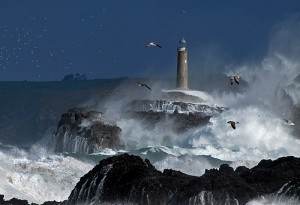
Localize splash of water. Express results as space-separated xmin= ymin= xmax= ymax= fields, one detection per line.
xmin=0 ymin=146 xmax=94 ymax=204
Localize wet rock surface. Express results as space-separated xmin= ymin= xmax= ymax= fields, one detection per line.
xmin=49 ymin=107 xmax=123 ymax=154
xmin=130 ymin=111 xmax=211 ymax=133
xmin=65 ymin=154 xmax=300 ymax=205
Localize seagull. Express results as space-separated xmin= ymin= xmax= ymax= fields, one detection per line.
xmin=229 ymin=75 xmax=240 ymax=85
xmin=145 ymin=42 xmax=162 ymax=48
xmin=136 ymin=82 xmax=151 ymax=90
xmin=283 ymin=119 xmax=295 ymax=126
xmin=227 ymin=121 xmax=239 ymax=129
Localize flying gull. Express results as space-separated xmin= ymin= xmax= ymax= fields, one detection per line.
xmin=229 ymin=75 xmax=241 ymax=85
xmin=145 ymin=42 xmax=162 ymax=48
xmin=282 ymin=119 xmax=295 ymax=126
xmin=136 ymin=82 xmax=151 ymax=90
xmin=227 ymin=121 xmax=239 ymax=129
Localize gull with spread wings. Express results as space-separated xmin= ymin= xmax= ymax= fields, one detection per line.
xmin=145 ymin=42 xmax=162 ymax=48
xmin=136 ymin=82 xmax=151 ymax=90
xmin=227 ymin=121 xmax=239 ymax=129
xmin=229 ymin=75 xmax=241 ymax=85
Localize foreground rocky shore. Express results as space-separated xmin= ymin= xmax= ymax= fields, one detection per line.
xmin=66 ymin=154 xmax=300 ymax=205
xmin=3 ymin=154 xmax=299 ymax=205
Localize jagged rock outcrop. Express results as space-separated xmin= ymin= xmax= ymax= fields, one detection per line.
xmin=0 ymin=195 xmax=32 ymax=205
xmin=0 ymin=195 xmax=62 ymax=205
xmin=49 ymin=107 xmax=123 ymax=154
xmin=66 ymin=154 xmax=300 ymax=205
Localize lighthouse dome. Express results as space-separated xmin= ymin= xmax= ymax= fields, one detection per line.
xmin=178 ymin=37 xmax=187 ymax=51
xmin=180 ymin=37 xmax=186 ymax=45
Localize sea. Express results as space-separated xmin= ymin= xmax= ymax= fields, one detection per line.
xmin=0 ymin=52 xmax=300 ymax=204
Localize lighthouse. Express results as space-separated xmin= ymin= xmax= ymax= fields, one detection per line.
xmin=162 ymin=37 xmax=209 ymax=103
xmin=176 ymin=37 xmax=188 ymax=89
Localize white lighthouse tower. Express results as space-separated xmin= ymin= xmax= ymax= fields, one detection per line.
xmin=176 ymin=38 xmax=188 ymax=89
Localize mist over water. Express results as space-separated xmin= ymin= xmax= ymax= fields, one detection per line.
xmin=193 ymin=18 xmax=300 ymax=161
xmin=187 ymin=107 xmax=298 ymax=161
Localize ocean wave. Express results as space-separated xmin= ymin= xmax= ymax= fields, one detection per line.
xmin=0 ymin=146 xmax=94 ymax=204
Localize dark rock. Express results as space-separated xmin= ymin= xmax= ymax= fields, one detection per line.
xmin=129 ymin=111 xmax=211 ymax=133
xmin=40 ymin=200 xmax=66 ymax=205
xmin=219 ymin=164 xmax=234 ymax=174
xmin=49 ymin=107 xmax=124 ymax=154
xmin=0 ymin=194 xmax=64 ymax=205
xmin=65 ymin=154 xmax=300 ymax=205
xmin=235 ymin=166 xmax=250 ymax=175
xmin=0 ymin=194 xmax=34 ymax=205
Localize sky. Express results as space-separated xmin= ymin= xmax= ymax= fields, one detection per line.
xmin=0 ymin=0 xmax=300 ymax=81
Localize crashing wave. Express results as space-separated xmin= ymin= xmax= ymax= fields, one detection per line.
xmin=128 ymin=99 xmax=226 ymax=115
xmin=0 ymin=146 xmax=93 ymax=204
xmin=247 ymin=180 xmax=300 ymax=205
